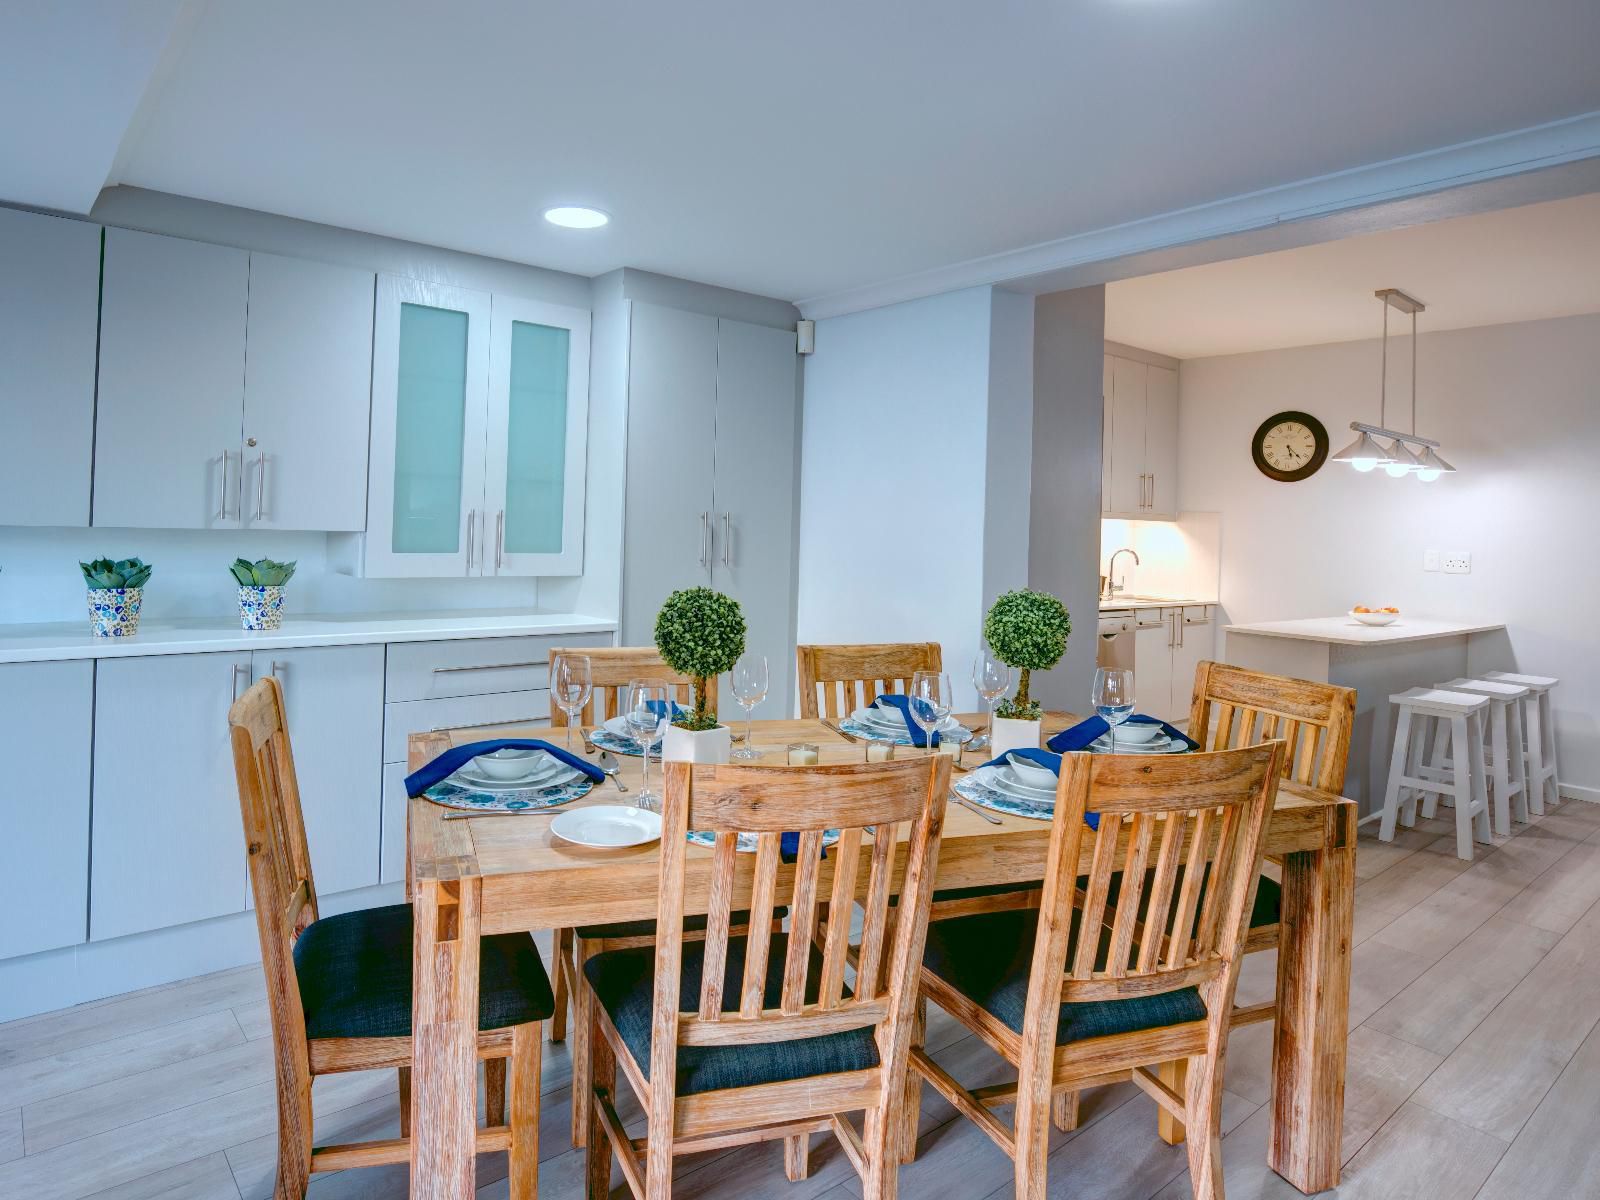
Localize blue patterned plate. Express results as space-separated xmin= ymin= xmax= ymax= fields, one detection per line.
xmin=838 ymin=716 xmax=973 ymax=747
xmin=590 ymin=727 xmax=651 ymax=758
xmin=424 ymin=775 xmax=594 ymax=813
xmin=685 ymin=829 xmax=843 ymax=853
xmin=955 ymin=770 xmax=1054 ymax=821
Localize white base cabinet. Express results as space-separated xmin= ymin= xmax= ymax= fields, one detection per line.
xmin=1129 ymin=605 xmax=1215 ymax=724
xmin=0 ymin=661 xmax=93 ymax=958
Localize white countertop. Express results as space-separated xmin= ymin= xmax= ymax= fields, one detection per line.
xmin=1100 ymin=596 xmax=1216 ymax=612
xmin=0 ymin=609 xmax=617 ymax=664
xmin=1223 ymin=616 xmax=1505 ymax=647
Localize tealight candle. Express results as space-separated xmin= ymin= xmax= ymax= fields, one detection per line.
xmin=937 ymin=739 xmax=962 ymax=758
xmin=787 ymin=743 xmax=819 ymax=766
xmin=865 ymin=741 xmax=895 ymax=763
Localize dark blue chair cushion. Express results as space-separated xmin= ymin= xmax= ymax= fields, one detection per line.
xmin=294 ymin=904 xmax=554 ymax=1040
xmin=584 ymin=932 xmax=880 ymax=1095
xmin=574 ymin=908 xmax=784 ymax=941
xmin=922 ymin=908 xmax=1207 ymax=1044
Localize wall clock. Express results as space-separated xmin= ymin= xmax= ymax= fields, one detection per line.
xmin=1252 ymin=410 xmax=1328 ymax=482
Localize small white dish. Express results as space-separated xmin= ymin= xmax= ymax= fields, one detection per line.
xmin=456 ymin=761 xmax=580 ymax=791
xmin=1349 ymin=610 xmax=1399 ymax=627
xmin=474 ymin=747 xmax=543 ymax=780
xmin=1002 ymin=755 xmax=1059 ymax=790
xmin=977 ymin=767 xmax=1055 ymax=803
xmin=1091 ymin=734 xmax=1176 ymax=755
xmin=551 ymin=805 xmax=662 ymax=848
xmin=1110 ymin=722 xmax=1163 ymax=745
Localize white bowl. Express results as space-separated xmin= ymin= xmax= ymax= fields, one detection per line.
xmin=1004 ymin=756 xmax=1060 ymax=789
xmin=1109 ymin=722 xmax=1163 ymax=744
xmin=1349 ymin=610 xmax=1399 ymax=627
xmin=473 ymin=747 xmax=543 ymax=780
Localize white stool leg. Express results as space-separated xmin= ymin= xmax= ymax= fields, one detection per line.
xmin=1487 ymin=702 xmax=1511 ymax=837
xmin=1401 ymin=713 xmax=1428 ymax=828
xmin=1524 ymin=696 xmax=1547 ymax=817
xmin=1423 ymin=718 xmax=1450 ymax=819
xmin=1448 ymin=714 xmax=1477 ymax=860
xmin=1466 ymin=712 xmax=1493 ymax=846
xmin=1506 ymin=697 xmax=1530 ymax=825
xmin=1540 ymin=690 xmax=1560 ymax=808
xmin=1380 ymin=706 xmax=1415 ymax=843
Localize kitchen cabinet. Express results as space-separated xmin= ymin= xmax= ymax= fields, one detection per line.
xmin=0 ymin=661 xmax=93 ymax=958
xmin=95 ymin=229 xmax=377 ymax=531
xmin=355 ymin=275 xmax=590 ymax=578
xmin=1101 ymin=351 xmax=1179 ymax=520
xmin=251 ymin=646 xmax=384 ymax=896
xmin=1124 ymin=604 xmax=1215 ymax=723
xmin=91 ymin=652 xmax=252 ymax=940
xmin=95 ymin=228 xmax=250 ymax=529
xmin=621 ymin=303 xmax=800 ymax=718
xmin=0 ymin=210 xmax=100 ymax=527
xmin=239 ymin=252 xmax=375 ymax=532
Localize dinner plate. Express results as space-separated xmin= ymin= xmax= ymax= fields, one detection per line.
xmin=850 ymin=707 xmax=963 ymax=735
xmin=551 ymin=805 xmax=662 ymax=848
xmin=1090 ymin=733 xmax=1183 ymax=755
xmin=455 ymin=759 xmax=580 ymax=790
xmin=978 ymin=766 xmax=1056 ymax=802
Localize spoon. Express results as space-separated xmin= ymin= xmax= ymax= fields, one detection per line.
xmin=597 ymin=750 xmax=628 ymax=793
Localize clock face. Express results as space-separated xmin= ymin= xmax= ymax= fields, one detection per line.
xmin=1251 ymin=410 xmax=1328 ymax=482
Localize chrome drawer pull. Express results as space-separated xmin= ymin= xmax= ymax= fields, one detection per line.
xmin=431 ymin=715 xmax=544 ymax=732
xmin=431 ymin=661 xmax=545 ymax=674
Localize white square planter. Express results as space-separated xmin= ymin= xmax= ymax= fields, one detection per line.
xmin=989 ymin=717 xmax=1042 ymax=758
xmin=661 ymin=723 xmax=732 ymax=764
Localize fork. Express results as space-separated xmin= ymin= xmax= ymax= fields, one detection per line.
xmin=951 ymin=792 xmax=1003 ymax=825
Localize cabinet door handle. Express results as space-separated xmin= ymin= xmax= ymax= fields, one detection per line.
xmin=721 ymin=513 xmax=731 ymax=567
xmin=699 ymin=511 xmax=710 ymax=567
xmin=465 ymin=510 xmax=476 ymax=574
xmin=218 ymin=450 xmax=231 ymax=520
xmin=231 ymin=662 xmax=249 ymax=701
xmin=495 ymin=510 xmax=505 ymax=572
xmin=270 ymin=660 xmax=287 ymax=679
xmin=254 ymin=452 xmax=267 ymax=521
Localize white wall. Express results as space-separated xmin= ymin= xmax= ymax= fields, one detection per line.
xmin=1178 ymin=312 xmax=1600 ymax=793
xmin=796 ymin=287 xmax=1029 ymax=709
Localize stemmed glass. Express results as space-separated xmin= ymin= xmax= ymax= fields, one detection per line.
xmin=731 ymin=654 xmax=769 ymax=760
xmin=551 ymin=653 xmax=593 ymax=752
xmin=626 ymin=680 xmax=671 ymax=811
xmin=1092 ymin=668 xmax=1135 ymax=754
xmin=970 ymin=646 xmax=1011 ymax=752
xmin=909 ymin=670 xmax=954 ymax=756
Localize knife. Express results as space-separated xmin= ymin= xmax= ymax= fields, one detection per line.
xmin=820 ymin=718 xmax=860 ymax=743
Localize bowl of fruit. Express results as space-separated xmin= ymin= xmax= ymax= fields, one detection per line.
xmin=1349 ymin=606 xmax=1400 ymax=626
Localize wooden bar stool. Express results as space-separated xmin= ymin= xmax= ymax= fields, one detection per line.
xmin=1483 ymin=671 xmax=1561 ymax=814
xmin=1379 ymin=687 xmax=1492 ymax=859
xmin=1438 ymin=677 xmax=1531 ymax=834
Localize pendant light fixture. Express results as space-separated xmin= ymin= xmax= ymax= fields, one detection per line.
xmin=1330 ymin=288 xmax=1454 ymax=481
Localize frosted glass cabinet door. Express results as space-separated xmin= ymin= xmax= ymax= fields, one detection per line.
xmin=0 ymin=209 xmax=99 ymax=527
xmin=365 ymin=275 xmax=490 ymax=576
xmin=484 ymin=294 xmax=590 ymax=576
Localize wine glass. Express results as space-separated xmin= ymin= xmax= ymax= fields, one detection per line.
xmin=730 ymin=654 xmax=769 ymax=760
xmin=970 ymin=646 xmax=1011 ymax=752
xmin=909 ymin=670 xmax=954 ymax=755
xmin=1092 ymin=668 xmax=1135 ymax=754
xmin=551 ymin=653 xmax=592 ymax=752
xmin=626 ymin=680 xmax=671 ymax=811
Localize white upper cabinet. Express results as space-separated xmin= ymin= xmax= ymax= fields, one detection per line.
xmin=485 ymin=293 xmax=590 ymax=576
xmin=0 ymin=210 xmax=100 ymax=527
xmin=356 ymin=275 xmax=588 ymax=578
xmin=95 ymin=228 xmax=250 ymax=529
xmin=1101 ymin=351 xmax=1179 ymax=520
xmin=241 ymin=253 xmax=375 ymax=532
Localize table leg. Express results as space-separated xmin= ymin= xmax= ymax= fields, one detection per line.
xmin=1269 ymin=816 xmax=1355 ymax=1193
xmin=410 ymin=876 xmax=482 ymax=1200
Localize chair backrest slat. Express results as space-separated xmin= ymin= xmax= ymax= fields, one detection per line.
xmin=1189 ymin=661 xmax=1355 ymax=793
xmin=796 ymin=643 xmax=942 ymax=721
xmin=781 ymin=829 xmax=827 ymax=1014
xmin=819 ymin=828 xmax=865 ymax=1008
xmin=1136 ymin=813 xmax=1187 ymax=973
xmin=1105 ymin=812 xmax=1156 ymax=976
xmin=549 ymin=646 xmax=717 ymax=728
xmin=697 ymin=832 xmax=740 ymax=1019
xmin=738 ymin=833 xmax=783 ymax=1018
xmin=854 ymin=821 xmax=898 ymax=1002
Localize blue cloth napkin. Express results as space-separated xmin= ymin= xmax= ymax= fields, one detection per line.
xmin=975 ymin=748 xmax=1098 ymax=830
xmin=645 ymin=699 xmax=684 ymax=719
xmin=405 ymin=738 xmax=605 ymax=797
xmin=780 ymin=832 xmax=826 ymax=863
xmin=872 ymin=693 xmax=940 ymax=747
xmin=1046 ymin=714 xmax=1199 ymax=754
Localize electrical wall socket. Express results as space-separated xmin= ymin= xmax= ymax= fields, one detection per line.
xmin=1423 ymin=549 xmax=1441 ymax=572
xmin=1443 ymin=550 xmax=1472 ymax=574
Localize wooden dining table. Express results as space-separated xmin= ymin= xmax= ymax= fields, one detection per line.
xmin=405 ymin=714 xmax=1356 ymax=1199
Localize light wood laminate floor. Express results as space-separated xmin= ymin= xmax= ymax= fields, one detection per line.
xmin=5 ymin=798 xmax=1600 ymax=1200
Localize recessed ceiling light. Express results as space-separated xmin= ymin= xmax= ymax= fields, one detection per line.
xmin=543 ymin=206 xmax=609 ymax=230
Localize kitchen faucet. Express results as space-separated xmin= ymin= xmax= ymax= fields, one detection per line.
xmin=1103 ymin=548 xmax=1140 ymax=600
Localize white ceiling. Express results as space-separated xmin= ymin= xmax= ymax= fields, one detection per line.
xmin=1104 ymin=193 xmax=1600 ymax=359
xmin=4 ymin=1 xmax=1600 ymax=307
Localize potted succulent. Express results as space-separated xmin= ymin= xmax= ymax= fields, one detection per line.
xmin=653 ymin=586 xmax=747 ymax=764
xmin=82 ymin=558 xmax=153 ymax=637
xmin=230 ymin=558 xmax=297 ymax=630
xmin=982 ymin=588 xmax=1072 ymax=756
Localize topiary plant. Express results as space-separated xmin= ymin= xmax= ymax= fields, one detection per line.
xmin=983 ymin=588 xmax=1071 ymax=721
xmin=80 ymin=557 xmax=153 ymax=590
xmin=229 ymin=558 xmax=297 ymax=586
xmin=653 ymin=587 xmax=747 ymax=731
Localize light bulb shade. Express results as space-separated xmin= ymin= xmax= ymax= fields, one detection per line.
xmin=1383 ymin=440 xmax=1422 ymax=476
xmin=1416 ymin=446 xmax=1456 ymax=475
xmin=1331 ymin=430 xmax=1392 ymax=471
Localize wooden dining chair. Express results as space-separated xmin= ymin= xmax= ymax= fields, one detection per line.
xmin=909 ymin=741 xmax=1283 ymax=1200
xmin=547 ymin=645 xmax=729 ymax=1148
xmin=229 ymin=677 xmax=552 ymax=1199
xmin=582 ymin=755 xmax=951 ymax=1200
xmin=796 ymin=642 xmax=942 ymax=720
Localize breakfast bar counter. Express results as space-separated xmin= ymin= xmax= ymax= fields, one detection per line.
xmin=1224 ymin=615 xmax=1506 ymax=815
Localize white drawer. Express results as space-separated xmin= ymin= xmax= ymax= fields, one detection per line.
xmin=383 ymin=690 xmax=552 ymax=763
xmin=384 ymin=634 xmax=608 ymax=702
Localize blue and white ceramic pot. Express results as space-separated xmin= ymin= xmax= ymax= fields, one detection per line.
xmin=238 ymin=585 xmax=286 ymax=631
xmin=88 ymin=587 xmax=143 ymax=637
